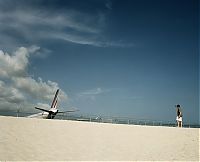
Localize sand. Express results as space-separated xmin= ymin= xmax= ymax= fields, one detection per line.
xmin=0 ymin=116 xmax=199 ymax=161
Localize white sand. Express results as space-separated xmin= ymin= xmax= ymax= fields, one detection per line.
xmin=0 ymin=116 xmax=199 ymax=161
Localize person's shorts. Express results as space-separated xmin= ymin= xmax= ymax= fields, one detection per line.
xmin=178 ymin=117 xmax=182 ymax=122
xmin=176 ymin=116 xmax=182 ymax=122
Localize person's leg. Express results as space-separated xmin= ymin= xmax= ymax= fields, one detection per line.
xmin=178 ymin=121 xmax=181 ymax=127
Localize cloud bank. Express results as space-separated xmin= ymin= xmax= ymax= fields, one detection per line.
xmin=0 ymin=47 xmax=67 ymax=112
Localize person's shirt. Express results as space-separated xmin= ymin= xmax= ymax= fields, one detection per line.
xmin=179 ymin=112 xmax=183 ymax=117
xmin=177 ymin=108 xmax=181 ymax=116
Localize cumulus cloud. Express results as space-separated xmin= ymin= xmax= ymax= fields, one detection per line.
xmin=0 ymin=80 xmax=25 ymax=104
xmin=0 ymin=47 xmax=67 ymax=112
xmin=0 ymin=47 xmax=29 ymax=78
xmin=13 ymin=77 xmax=67 ymax=101
xmin=0 ymin=46 xmax=48 ymax=78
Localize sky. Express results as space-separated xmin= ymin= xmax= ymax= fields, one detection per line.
xmin=0 ymin=0 xmax=199 ymax=124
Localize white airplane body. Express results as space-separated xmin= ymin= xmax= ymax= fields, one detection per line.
xmin=28 ymin=89 xmax=76 ymax=119
xmin=28 ymin=112 xmax=49 ymax=119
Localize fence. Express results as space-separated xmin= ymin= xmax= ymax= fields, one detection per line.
xmin=0 ymin=110 xmax=199 ymax=128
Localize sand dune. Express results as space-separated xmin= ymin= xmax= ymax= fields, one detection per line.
xmin=0 ymin=116 xmax=199 ymax=161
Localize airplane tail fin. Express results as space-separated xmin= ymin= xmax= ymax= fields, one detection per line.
xmin=51 ymin=89 xmax=59 ymax=108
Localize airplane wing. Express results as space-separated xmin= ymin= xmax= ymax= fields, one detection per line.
xmin=35 ymin=107 xmax=51 ymax=113
xmin=57 ymin=109 xmax=79 ymax=113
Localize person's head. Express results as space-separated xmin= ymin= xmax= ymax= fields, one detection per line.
xmin=176 ymin=104 xmax=181 ymax=111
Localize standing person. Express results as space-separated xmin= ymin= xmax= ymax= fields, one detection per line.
xmin=176 ymin=104 xmax=183 ymax=127
xmin=179 ymin=111 xmax=183 ymax=127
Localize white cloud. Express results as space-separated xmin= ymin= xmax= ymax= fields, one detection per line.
xmin=78 ymin=88 xmax=110 ymax=101
xmin=0 ymin=46 xmax=49 ymax=78
xmin=32 ymin=48 xmax=52 ymax=59
xmin=28 ymin=45 xmax=41 ymax=54
xmin=0 ymin=47 xmax=67 ymax=112
xmin=0 ymin=80 xmax=25 ymax=103
xmin=0 ymin=9 xmax=102 ymax=41
xmin=13 ymin=77 xmax=67 ymax=101
xmin=0 ymin=3 xmax=133 ymax=48
xmin=36 ymin=103 xmax=51 ymax=109
xmin=79 ymin=88 xmax=104 ymax=96
xmin=50 ymin=33 xmax=102 ymax=47
xmin=0 ymin=47 xmax=29 ymax=78
xmin=1 ymin=10 xmax=101 ymax=34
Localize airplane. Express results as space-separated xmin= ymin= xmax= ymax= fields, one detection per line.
xmin=28 ymin=89 xmax=78 ymax=119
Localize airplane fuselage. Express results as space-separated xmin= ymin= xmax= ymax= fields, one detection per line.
xmin=28 ymin=110 xmax=58 ymax=119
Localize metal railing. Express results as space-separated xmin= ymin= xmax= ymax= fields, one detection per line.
xmin=0 ymin=110 xmax=199 ymax=128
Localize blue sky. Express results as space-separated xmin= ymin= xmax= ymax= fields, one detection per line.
xmin=0 ymin=0 xmax=199 ymax=124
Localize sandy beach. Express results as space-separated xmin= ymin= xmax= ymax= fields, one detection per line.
xmin=0 ymin=116 xmax=199 ymax=161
